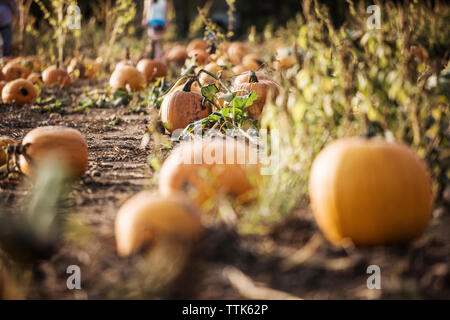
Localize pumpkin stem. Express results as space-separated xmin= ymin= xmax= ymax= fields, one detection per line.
xmin=125 ymin=47 xmax=131 ymax=60
xmin=249 ymin=70 xmax=259 ymax=83
xmin=183 ymin=78 xmax=196 ymax=92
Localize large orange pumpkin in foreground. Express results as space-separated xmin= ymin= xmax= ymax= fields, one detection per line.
xmin=309 ymin=137 xmax=433 ymax=246
xmin=233 ymin=71 xmax=280 ymax=119
xmin=109 ymin=65 xmax=145 ymax=92
xmin=136 ymin=59 xmax=167 ymax=82
xmin=159 ymin=138 xmax=260 ymax=207
xmin=19 ymin=126 xmax=88 ymax=179
xmin=160 ymin=79 xmax=211 ymax=133
xmin=115 ymin=191 xmax=203 ymax=257
xmin=1 ymin=79 xmax=37 ymax=104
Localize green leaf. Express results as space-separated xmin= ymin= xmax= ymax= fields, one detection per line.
xmin=201 ymin=84 xmax=220 ymax=103
xmin=231 ymin=91 xmax=258 ymax=110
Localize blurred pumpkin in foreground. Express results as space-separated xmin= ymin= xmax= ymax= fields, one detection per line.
xmin=309 ymin=137 xmax=433 ymax=246
xmin=18 ymin=126 xmax=88 ymax=179
xmin=159 ymin=138 xmax=260 ymax=208
xmin=115 ymin=191 xmax=203 ymax=257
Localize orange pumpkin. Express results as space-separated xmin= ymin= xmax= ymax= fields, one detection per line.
xmin=187 ymin=49 xmax=209 ymax=66
xmin=1 ymin=79 xmax=37 ymax=105
xmin=8 ymin=56 xmax=41 ymax=72
xmin=197 ymin=62 xmax=231 ymax=85
xmin=115 ymin=191 xmax=203 ymax=257
xmin=109 ymin=65 xmax=146 ymax=92
xmin=42 ymin=66 xmax=72 ymax=87
xmin=0 ymin=70 xmax=4 ymax=81
xmin=242 ymin=54 xmax=263 ymax=71
xmin=0 ymin=80 xmax=6 ymax=97
xmin=309 ymin=137 xmax=434 ymax=246
xmin=159 ymin=138 xmax=260 ymax=207
xmin=18 ymin=126 xmax=88 ymax=179
xmin=116 ymin=60 xmax=134 ymax=69
xmin=68 ymin=57 xmax=102 ymax=80
xmin=160 ymin=79 xmax=211 ymax=133
xmin=198 ymin=62 xmax=220 ymax=85
xmin=84 ymin=57 xmax=103 ymax=80
xmin=227 ymin=42 xmax=250 ymax=65
xmin=136 ymin=59 xmax=168 ymax=82
xmin=232 ymin=71 xmax=280 ymax=119
xmin=232 ymin=65 xmax=247 ymax=75
xmin=0 ymin=136 xmax=15 ymax=166
xmin=275 ymin=48 xmax=296 ymax=70
xmin=27 ymin=72 xmax=41 ymax=84
xmin=216 ymin=56 xmax=231 ymax=67
xmin=218 ymin=42 xmax=231 ymax=53
xmin=187 ymin=38 xmax=208 ymax=52
xmin=26 ymin=56 xmax=41 ymax=72
xmin=166 ymin=45 xmax=188 ymax=64
xmin=2 ymin=62 xmax=30 ymax=81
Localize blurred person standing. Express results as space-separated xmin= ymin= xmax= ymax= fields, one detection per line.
xmin=0 ymin=0 xmax=18 ymax=57
xmin=143 ymin=0 xmax=168 ymax=60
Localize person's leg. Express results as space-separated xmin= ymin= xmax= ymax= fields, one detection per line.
xmin=0 ymin=25 xmax=13 ymax=57
xmin=146 ymin=27 xmax=154 ymax=58
xmin=154 ymin=39 xmax=163 ymax=60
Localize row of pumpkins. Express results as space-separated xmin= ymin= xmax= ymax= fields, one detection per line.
xmin=0 ymin=130 xmax=433 ymax=256
xmin=0 ymin=55 xmax=85 ymax=104
xmin=0 ymin=38 xmax=434 ymax=259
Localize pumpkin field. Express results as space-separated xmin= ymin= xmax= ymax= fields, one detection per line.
xmin=0 ymin=0 xmax=449 ymax=300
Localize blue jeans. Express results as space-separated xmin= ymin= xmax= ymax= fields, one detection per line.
xmin=0 ymin=24 xmax=13 ymax=57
